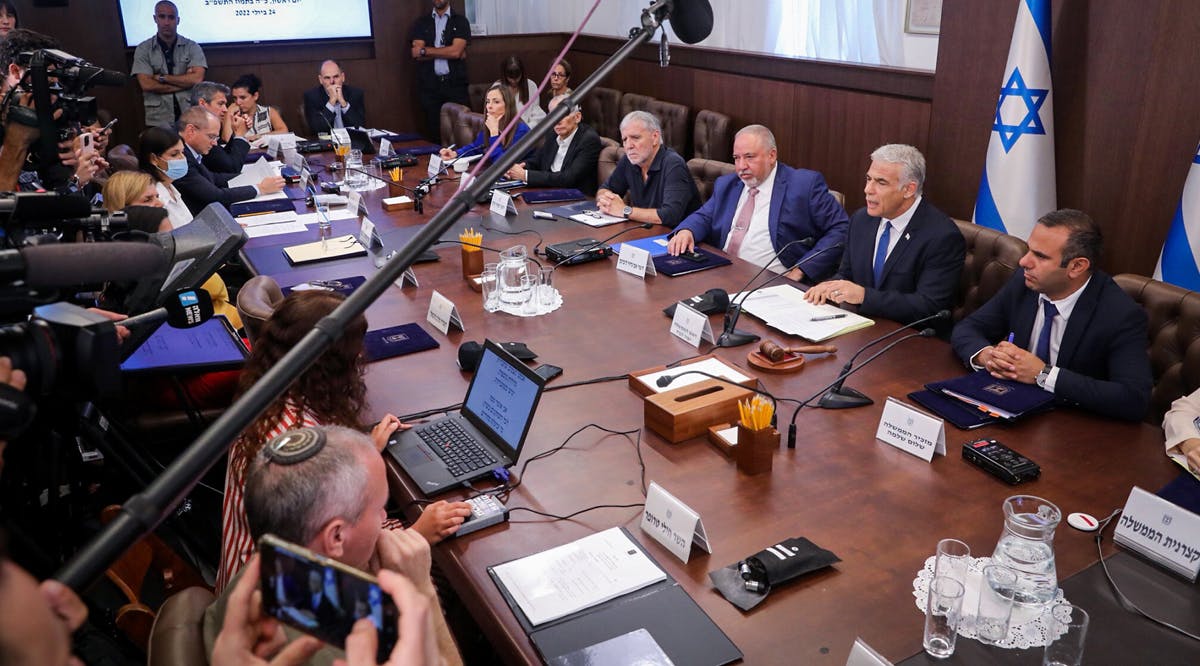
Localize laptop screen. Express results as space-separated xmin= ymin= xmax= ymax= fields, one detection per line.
xmin=462 ymin=341 xmax=544 ymax=456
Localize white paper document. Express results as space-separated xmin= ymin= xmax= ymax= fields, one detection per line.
xmin=228 ymin=157 xmax=287 ymax=201
xmin=570 ymin=210 xmax=627 ymax=227
xmin=490 ymin=527 xmax=666 ymax=626
xmin=295 ymin=208 xmax=358 ymax=226
xmin=238 ymin=212 xmax=308 ymax=238
xmin=634 ymin=357 xmax=750 ymax=394
xmin=735 ymin=284 xmax=874 ymax=342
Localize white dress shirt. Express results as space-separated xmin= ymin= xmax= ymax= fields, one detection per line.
xmin=156 ymin=181 xmax=193 ymax=229
xmin=1027 ymin=276 xmax=1091 ymax=392
xmin=724 ymin=165 xmax=782 ymax=272
xmin=550 ymin=127 xmax=578 ymax=172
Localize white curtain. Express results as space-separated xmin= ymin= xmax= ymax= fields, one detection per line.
xmin=468 ymin=0 xmax=912 ymax=68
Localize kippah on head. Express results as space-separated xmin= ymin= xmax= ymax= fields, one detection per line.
xmin=262 ymin=427 xmax=326 ymax=465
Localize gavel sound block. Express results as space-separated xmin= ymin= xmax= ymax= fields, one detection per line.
xmin=747 ymin=341 xmax=837 ymax=373
xmin=645 ymin=379 xmax=754 ymax=443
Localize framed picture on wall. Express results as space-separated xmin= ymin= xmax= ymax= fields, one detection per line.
xmin=905 ymin=0 xmax=943 ymax=35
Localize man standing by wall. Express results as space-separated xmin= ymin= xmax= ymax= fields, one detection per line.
xmin=132 ymin=1 xmax=207 ymax=128
xmin=410 ymin=0 xmax=470 ymax=141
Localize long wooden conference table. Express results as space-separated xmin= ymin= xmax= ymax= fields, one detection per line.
xmin=238 ymin=151 xmax=1186 ymax=664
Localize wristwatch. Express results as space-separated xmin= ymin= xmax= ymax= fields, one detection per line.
xmin=419 ymin=47 xmax=427 ymax=57
xmin=1035 ymin=363 xmax=1052 ymax=389
xmin=157 ymin=74 xmax=166 ymax=84
xmin=622 ymin=205 xmax=632 ymax=217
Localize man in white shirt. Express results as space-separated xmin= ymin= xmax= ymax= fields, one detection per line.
xmin=667 ymin=124 xmax=848 ymax=281
xmin=505 ymin=95 xmax=602 ymax=195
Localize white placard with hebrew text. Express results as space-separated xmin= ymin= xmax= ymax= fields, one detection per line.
xmin=669 ymin=301 xmax=714 ymax=348
xmin=1114 ymin=486 xmax=1200 ymax=581
xmin=395 ymin=267 xmax=418 ymax=289
xmin=616 ymin=244 xmax=656 ymax=278
xmin=640 ymin=482 xmax=710 ymax=563
xmin=427 ymin=154 xmax=443 ymax=178
xmin=875 ymin=397 xmax=946 ymax=462
xmin=426 ymin=290 xmax=464 ymax=335
xmin=490 ymin=189 xmax=517 ymax=216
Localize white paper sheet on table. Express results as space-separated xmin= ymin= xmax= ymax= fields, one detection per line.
xmin=490 ymin=527 xmax=666 ymax=626
xmin=633 ymin=357 xmax=751 ymax=394
xmin=296 ymin=208 xmax=358 ymax=226
xmin=570 ymin=210 xmax=627 ymax=227
xmin=735 ymin=284 xmax=874 ymax=342
xmin=228 ymin=157 xmax=288 ymax=201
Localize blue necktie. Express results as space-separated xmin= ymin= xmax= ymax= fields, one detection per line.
xmin=1035 ymin=300 xmax=1059 ymax=363
xmin=872 ymin=221 xmax=892 ymax=287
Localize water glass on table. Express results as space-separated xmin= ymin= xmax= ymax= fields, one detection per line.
xmin=520 ymin=275 xmax=539 ymax=315
xmin=538 ymin=266 xmax=555 ymax=306
xmin=923 ymin=575 xmax=965 ymax=659
xmin=933 ymin=538 xmax=971 ymax=586
xmin=976 ymin=564 xmax=1018 ymax=644
xmin=1042 ymin=603 xmax=1088 ymax=666
xmin=480 ymin=267 xmax=499 ymax=313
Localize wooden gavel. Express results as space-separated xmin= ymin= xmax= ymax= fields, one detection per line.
xmin=759 ymin=340 xmax=837 ymax=362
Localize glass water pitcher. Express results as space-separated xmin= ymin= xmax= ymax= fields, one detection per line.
xmin=991 ymin=495 xmax=1060 ymax=608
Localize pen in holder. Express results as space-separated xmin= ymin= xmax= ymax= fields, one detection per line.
xmin=459 ymin=228 xmax=484 ymax=279
xmin=736 ymin=396 xmax=777 ymax=475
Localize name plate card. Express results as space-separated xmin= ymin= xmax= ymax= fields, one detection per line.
xmin=616 ymin=244 xmax=656 ymax=278
xmin=427 ymin=154 xmax=443 ymax=178
xmin=331 ymin=128 xmax=351 ymax=146
xmin=348 ymin=190 xmax=365 ymax=216
xmin=640 ymin=482 xmax=710 ymax=563
xmin=395 ymin=266 xmax=418 ymax=289
xmin=1114 ymin=486 xmax=1200 ymax=581
xmin=669 ymin=301 xmax=714 ymax=348
xmin=378 ymin=138 xmax=394 ymax=157
xmin=875 ymin=397 xmax=946 ymax=462
xmin=490 ymin=189 xmax=517 ymax=216
xmin=426 ymin=290 xmax=464 ymax=334
xmin=357 ymin=216 xmax=378 ymax=248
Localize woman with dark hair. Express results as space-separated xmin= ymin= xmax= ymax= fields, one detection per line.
xmin=229 ymin=73 xmax=288 ymax=140
xmin=216 ymin=291 xmax=470 ymax=592
xmin=548 ymin=58 xmax=572 ymax=99
xmin=496 ymin=55 xmax=545 ymax=127
xmin=438 ymin=82 xmax=530 ymax=167
xmin=0 ymin=2 xmax=18 ymax=41
xmin=136 ymin=125 xmax=193 ymax=228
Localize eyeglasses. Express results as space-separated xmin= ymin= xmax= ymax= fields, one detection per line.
xmin=550 ymin=72 xmax=567 ymax=78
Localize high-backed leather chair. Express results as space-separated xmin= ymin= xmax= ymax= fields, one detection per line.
xmin=147 ymin=587 xmax=215 ymax=666
xmin=439 ymin=102 xmax=469 ymax=147
xmin=619 ymin=93 xmax=655 ymax=124
xmin=686 ymin=158 xmax=736 ymax=204
xmin=582 ymin=86 xmax=622 ymax=142
xmin=598 ymin=145 xmax=625 ymax=189
xmin=1113 ymin=273 xmax=1200 ymax=423
xmin=468 ymin=82 xmax=490 ymax=113
xmin=453 ymin=110 xmax=484 ymax=150
xmin=829 ymin=190 xmax=845 ymax=209
xmin=951 ymin=219 xmax=1027 ymax=322
xmin=236 ymin=275 xmax=284 ymax=344
xmin=693 ymin=109 xmax=732 ymax=161
xmin=647 ymin=99 xmax=689 ymax=155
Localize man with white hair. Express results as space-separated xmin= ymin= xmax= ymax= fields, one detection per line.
xmin=596 ymin=110 xmax=700 ymax=227
xmin=805 ymin=143 xmax=964 ymax=323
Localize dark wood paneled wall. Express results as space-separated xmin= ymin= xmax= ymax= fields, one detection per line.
xmin=19 ymin=1 xmax=1200 ymax=276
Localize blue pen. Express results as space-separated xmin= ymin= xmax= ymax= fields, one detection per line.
xmin=1005 ymin=332 xmax=1015 ymax=343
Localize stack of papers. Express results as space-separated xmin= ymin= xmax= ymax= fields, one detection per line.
xmin=238 ymin=212 xmax=306 ymax=238
xmin=490 ymin=527 xmax=666 ymax=626
xmin=736 ymin=284 xmax=874 ymax=342
xmin=229 ymin=157 xmax=287 ymax=201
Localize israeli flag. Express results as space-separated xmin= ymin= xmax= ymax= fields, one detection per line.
xmin=972 ymin=0 xmax=1056 ymax=240
xmin=1153 ymin=144 xmax=1200 ymax=289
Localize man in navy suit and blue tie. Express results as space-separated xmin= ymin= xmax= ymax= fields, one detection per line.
xmin=951 ymin=209 xmax=1152 ymax=421
xmin=804 ymin=144 xmax=964 ymax=323
xmin=667 ymin=124 xmax=848 ymax=282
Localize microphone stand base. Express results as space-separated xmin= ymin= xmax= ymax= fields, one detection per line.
xmin=817 ymin=386 xmax=873 ymax=409
xmin=715 ymin=329 xmax=760 ymax=348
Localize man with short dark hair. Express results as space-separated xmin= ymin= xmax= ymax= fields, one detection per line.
xmin=668 ymin=124 xmax=847 ymax=280
xmin=505 ymin=95 xmax=602 ymax=195
xmin=201 ymin=425 xmax=462 ymax=665
xmin=596 ymin=110 xmax=700 ymax=228
xmin=805 ymin=143 xmax=964 ymax=322
xmin=131 ymin=1 xmax=207 ymax=127
xmin=303 ymin=60 xmax=367 ymax=133
xmin=410 ymin=0 xmax=470 ymax=141
xmin=951 ymin=209 xmax=1152 ymax=421
xmin=172 ymin=107 xmax=284 ymax=214
xmin=191 ymin=80 xmax=250 ymax=174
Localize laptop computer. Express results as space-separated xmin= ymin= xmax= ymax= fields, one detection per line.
xmin=386 ymin=339 xmax=546 ymax=495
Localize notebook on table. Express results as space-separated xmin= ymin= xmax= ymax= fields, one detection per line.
xmin=653 ymin=246 xmax=732 ymax=277
xmin=519 ymin=188 xmax=587 ymax=204
xmin=386 ymin=339 xmax=546 ymax=495
xmin=283 ymin=235 xmax=367 ymax=265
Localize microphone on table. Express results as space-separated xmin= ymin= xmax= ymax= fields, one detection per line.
xmin=118 ymin=288 xmax=215 ymax=331
xmin=787 ymin=328 xmax=936 ymax=448
xmin=716 ymin=237 xmax=837 ymax=348
xmin=552 ymin=222 xmax=655 ymax=268
xmin=817 ymin=309 xmax=951 ymax=409
xmin=656 ymin=369 xmax=779 ymax=426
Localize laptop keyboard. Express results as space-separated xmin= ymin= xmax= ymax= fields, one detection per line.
xmin=416 ymin=420 xmax=497 ymax=477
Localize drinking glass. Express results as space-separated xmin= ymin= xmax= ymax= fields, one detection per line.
xmin=1042 ymin=603 xmax=1088 ymax=666
xmin=520 ymin=275 xmax=539 ymax=315
xmin=538 ymin=266 xmax=556 ymax=306
xmin=346 ymin=149 xmax=366 ymax=189
xmin=480 ymin=268 xmax=500 ymax=313
xmin=933 ymin=538 xmax=971 ymax=587
xmin=923 ymin=576 xmax=965 ymax=659
xmin=976 ymin=564 xmax=1019 ymax=644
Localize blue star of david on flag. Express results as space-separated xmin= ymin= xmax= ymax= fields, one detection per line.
xmin=993 ymin=68 xmax=1049 ymax=153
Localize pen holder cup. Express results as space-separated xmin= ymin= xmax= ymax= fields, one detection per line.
xmin=387 ymin=179 xmax=407 ymax=198
xmin=462 ymin=246 xmax=484 ymax=279
xmin=736 ymin=424 xmax=778 ymax=475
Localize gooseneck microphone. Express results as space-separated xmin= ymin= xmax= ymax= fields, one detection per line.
xmin=553 ymin=223 xmax=655 ymax=268
xmin=788 ymin=328 xmax=936 ymax=448
xmin=818 ymin=309 xmax=951 ymax=409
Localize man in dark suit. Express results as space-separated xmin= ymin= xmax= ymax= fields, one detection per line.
xmin=302 ymin=60 xmax=367 ymax=133
xmin=505 ymin=95 xmax=602 ymax=195
xmin=667 ymin=124 xmax=848 ymax=281
xmin=950 ymin=209 xmax=1152 ymax=421
xmin=172 ymin=107 xmax=285 ymax=214
xmin=191 ymin=81 xmax=251 ymax=175
xmin=805 ymin=144 xmax=964 ymax=323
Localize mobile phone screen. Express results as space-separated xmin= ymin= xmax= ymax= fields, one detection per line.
xmin=258 ymin=535 xmax=399 ymax=661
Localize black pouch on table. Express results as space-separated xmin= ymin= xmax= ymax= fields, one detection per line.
xmin=708 ymin=536 xmax=840 ymax=611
